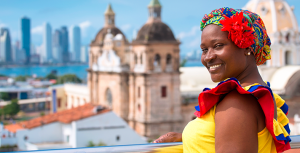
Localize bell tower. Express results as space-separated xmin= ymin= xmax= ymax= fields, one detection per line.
xmin=104 ymin=4 xmax=115 ymax=28
xmin=147 ymin=0 xmax=161 ymax=23
xmin=128 ymin=0 xmax=182 ymax=139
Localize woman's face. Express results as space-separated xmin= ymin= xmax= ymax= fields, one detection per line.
xmin=200 ymin=24 xmax=249 ymax=82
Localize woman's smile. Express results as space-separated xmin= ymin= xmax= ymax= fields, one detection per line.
xmin=207 ymin=63 xmax=223 ymax=73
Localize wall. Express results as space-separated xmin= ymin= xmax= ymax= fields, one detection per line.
xmin=75 ymin=112 xmax=146 ymax=147
xmin=49 ymin=85 xmax=67 ymax=112
xmin=64 ymin=84 xmax=89 ymax=109
xmin=16 ymin=122 xmax=63 ymax=150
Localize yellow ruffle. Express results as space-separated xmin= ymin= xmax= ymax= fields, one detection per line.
xmin=273 ymin=93 xmax=290 ymax=139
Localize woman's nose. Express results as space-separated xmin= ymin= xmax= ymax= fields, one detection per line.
xmin=204 ymin=49 xmax=216 ymax=63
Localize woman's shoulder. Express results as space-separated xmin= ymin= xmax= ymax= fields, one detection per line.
xmin=216 ymin=89 xmax=264 ymax=121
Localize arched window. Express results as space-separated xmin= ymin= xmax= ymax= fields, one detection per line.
xmin=154 ymin=54 xmax=161 ymax=66
xmin=105 ymin=88 xmax=113 ymax=108
xmin=285 ymin=51 xmax=292 ymax=65
xmin=286 ymin=33 xmax=290 ymax=42
xmin=166 ymin=54 xmax=172 ymax=65
xmin=140 ymin=54 xmax=143 ymax=64
xmin=134 ymin=54 xmax=138 ymax=64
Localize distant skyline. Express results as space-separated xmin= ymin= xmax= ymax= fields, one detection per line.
xmin=0 ymin=0 xmax=300 ymax=55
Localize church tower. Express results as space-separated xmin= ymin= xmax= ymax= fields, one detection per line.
xmin=244 ymin=0 xmax=300 ymax=66
xmin=129 ymin=0 xmax=182 ymax=138
xmin=88 ymin=4 xmax=130 ymax=120
xmin=104 ymin=4 xmax=115 ymax=28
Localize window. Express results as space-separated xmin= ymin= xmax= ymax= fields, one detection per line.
xmin=285 ymin=51 xmax=292 ymax=65
xmin=66 ymin=135 xmax=70 ymax=143
xmin=138 ymin=104 xmax=141 ymax=112
xmin=134 ymin=54 xmax=138 ymax=64
xmin=105 ymin=88 xmax=113 ymax=108
xmin=166 ymin=54 xmax=172 ymax=65
xmin=140 ymin=54 xmax=143 ymax=64
xmin=286 ymin=33 xmax=290 ymax=42
xmin=57 ymin=98 xmax=61 ymax=108
xmin=137 ymin=86 xmax=141 ymax=98
xmin=154 ymin=54 xmax=161 ymax=66
xmin=161 ymin=86 xmax=167 ymax=98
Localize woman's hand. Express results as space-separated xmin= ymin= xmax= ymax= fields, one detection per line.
xmin=152 ymin=132 xmax=182 ymax=143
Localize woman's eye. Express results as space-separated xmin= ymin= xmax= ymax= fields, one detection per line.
xmin=215 ymin=44 xmax=223 ymax=48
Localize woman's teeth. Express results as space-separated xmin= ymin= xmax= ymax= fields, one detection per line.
xmin=210 ymin=64 xmax=221 ymax=69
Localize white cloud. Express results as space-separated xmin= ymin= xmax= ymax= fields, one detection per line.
xmin=79 ymin=21 xmax=92 ymax=37
xmin=79 ymin=21 xmax=91 ymax=30
xmin=31 ymin=25 xmax=43 ymax=34
xmin=121 ymin=24 xmax=132 ymax=32
xmin=178 ymin=26 xmax=199 ymax=39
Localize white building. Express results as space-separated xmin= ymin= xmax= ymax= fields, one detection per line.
xmin=244 ymin=0 xmax=300 ymax=66
xmin=3 ymin=103 xmax=146 ymax=151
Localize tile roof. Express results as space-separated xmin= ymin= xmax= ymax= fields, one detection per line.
xmin=5 ymin=103 xmax=109 ymax=133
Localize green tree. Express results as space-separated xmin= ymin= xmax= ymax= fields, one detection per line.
xmin=180 ymin=59 xmax=188 ymax=67
xmin=97 ymin=141 xmax=106 ymax=146
xmin=86 ymin=141 xmax=95 ymax=147
xmin=4 ymin=99 xmax=20 ymax=118
xmin=57 ymin=74 xmax=82 ymax=84
xmin=0 ymin=92 xmax=10 ymax=101
xmin=45 ymin=73 xmax=58 ymax=80
xmin=15 ymin=75 xmax=27 ymax=81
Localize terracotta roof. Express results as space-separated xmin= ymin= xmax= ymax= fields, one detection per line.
xmin=5 ymin=104 xmax=109 ymax=133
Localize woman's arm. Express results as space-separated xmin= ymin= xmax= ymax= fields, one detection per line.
xmin=153 ymin=132 xmax=182 ymax=143
xmin=215 ymin=90 xmax=265 ymax=153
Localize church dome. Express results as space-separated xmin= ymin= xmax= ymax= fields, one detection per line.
xmin=244 ymin=0 xmax=298 ymax=34
xmin=92 ymin=27 xmax=127 ymax=45
xmin=134 ymin=22 xmax=176 ymax=42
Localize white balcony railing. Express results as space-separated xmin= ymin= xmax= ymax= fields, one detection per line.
xmin=9 ymin=135 xmax=300 ymax=153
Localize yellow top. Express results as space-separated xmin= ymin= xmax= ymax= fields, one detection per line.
xmin=182 ymin=105 xmax=276 ymax=153
xmin=155 ymin=105 xmax=276 ymax=153
xmin=154 ymin=82 xmax=290 ymax=153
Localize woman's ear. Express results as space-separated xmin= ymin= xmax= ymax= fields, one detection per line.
xmin=244 ymin=47 xmax=252 ymax=56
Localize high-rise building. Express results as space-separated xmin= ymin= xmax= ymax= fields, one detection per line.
xmin=52 ymin=29 xmax=63 ymax=63
xmin=21 ymin=17 xmax=31 ymax=64
xmin=71 ymin=26 xmax=81 ymax=62
xmin=43 ymin=22 xmax=52 ymax=63
xmin=13 ymin=40 xmax=26 ymax=64
xmin=80 ymin=45 xmax=88 ymax=63
xmin=11 ymin=41 xmax=19 ymax=62
xmin=0 ymin=28 xmax=12 ymax=63
xmin=61 ymin=26 xmax=69 ymax=63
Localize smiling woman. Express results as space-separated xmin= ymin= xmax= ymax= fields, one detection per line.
xmin=153 ymin=7 xmax=291 ymax=153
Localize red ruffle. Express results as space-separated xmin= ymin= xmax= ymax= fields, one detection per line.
xmin=194 ymin=79 xmax=290 ymax=152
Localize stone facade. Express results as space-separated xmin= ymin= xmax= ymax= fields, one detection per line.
xmin=87 ymin=1 xmax=182 ymax=138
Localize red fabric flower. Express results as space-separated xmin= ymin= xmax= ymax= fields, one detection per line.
xmin=220 ymin=12 xmax=255 ymax=49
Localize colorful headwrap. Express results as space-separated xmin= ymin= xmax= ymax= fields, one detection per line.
xmin=200 ymin=7 xmax=271 ymax=65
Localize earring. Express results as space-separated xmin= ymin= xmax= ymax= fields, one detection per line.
xmin=247 ymin=52 xmax=251 ymax=55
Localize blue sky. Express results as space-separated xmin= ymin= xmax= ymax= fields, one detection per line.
xmin=0 ymin=0 xmax=299 ymax=55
